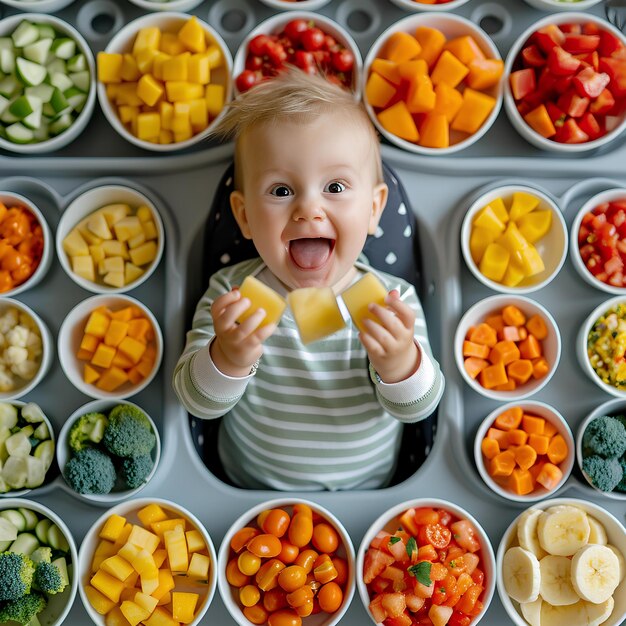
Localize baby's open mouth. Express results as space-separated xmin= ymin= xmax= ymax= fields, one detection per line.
xmin=289 ymin=238 xmax=335 ymax=270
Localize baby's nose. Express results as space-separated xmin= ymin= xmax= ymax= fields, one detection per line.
xmin=292 ymin=196 xmax=325 ymax=221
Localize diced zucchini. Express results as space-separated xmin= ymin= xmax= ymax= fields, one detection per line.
xmin=11 ymin=21 xmax=39 ymax=48
xmin=18 ymin=507 xmax=39 ymax=531
xmin=0 ymin=517 xmax=18 ymax=542
xmin=69 ymin=70 xmax=90 ymax=92
xmin=16 ymin=57 xmax=47 ymax=87
xmin=51 ymin=38 xmax=75 ymax=60
xmin=49 ymin=112 xmax=71 ymax=135
xmin=33 ymin=421 xmax=50 ymax=440
xmin=50 ymin=71 xmax=72 ymax=92
xmin=0 ymin=76 xmax=20 ymax=97
xmin=33 ymin=440 xmax=54 ymax=470
xmin=0 ymin=509 xmax=26 ymax=532
xmin=9 ymin=94 xmax=41 ymax=119
xmin=25 ymin=84 xmax=53 ymax=103
xmin=35 ymin=24 xmax=56 ymax=41
xmin=23 ymin=38 xmax=52 ymax=65
xmin=35 ymin=518 xmax=51 ymax=544
xmin=46 ymin=58 xmax=65 ymax=75
xmin=21 ymin=402 xmax=45 ymax=424
xmin=5 ymin=122 xmax=34 ymax=143
xmin=0 ymin=403 xmax=18 ymax=429
xmin=8 ymin=532 xmax=39 ymax=556
xmin=46 ymin=524 xmax=69 ymax=552
xmin=0 ymin=48 xmax=15 ymax=74
xmin=67 ymin=53 xmax=86 ymax=73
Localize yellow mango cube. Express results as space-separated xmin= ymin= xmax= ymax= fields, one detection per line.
xmin=174 ymin=128 xmax=193 ymax=143
xmin=98 ymin=52 xmax=123 ymax=83
xmin=473 ymin=204 xmax=506 ymax=234
xmin=469 ymin=226 xmax=497 ymax=264
xmin=172 ymin=592 xmax=198 ymax=624
xmin=118 ymin=336 xmax=147 ymax=364
xmin=509 ymin=191 xmax=541 ymax=222
xmin=204 ymin=83 xmax=224 ymax=118
xmin=164 ymin=525 xmax=188 ymax=573
xmin=123 ymin=571 xmax=139 ymax=589
xmin=486 ymin=197 xmax=509 ymax=224
xmin=115 ymin=83 xmax=143 ymax=107
xmin=152 ymin=51 xmax=171 ymax=81
xmin=96 ymin=366 xmax=129 ymax=392
xmin=125 ymin=263 xmax=144 ymax=284
xmin=157 ymin=592 xmax=171 ymax=607
xmin=516 ymin=245 xmax=545 ymax=277
xmin=63 ymin=229 xmax=89 ymax=257
xmin=517 ymin=210 xmax=552 ymax=243
xmin=92 ymin=540 xmax=116 ymax=573
xmin=136 ymin=112 xmax=161 ymax=141
xmin=84 ymin=585 xmax=116 ymax=615
xmin=159 ymin=129 xmax=173 ymax=144
xmin=479 ymin=242 xmax=510 ymax=282
xmin=102 ymin=239 xmax=129 ymax=259
xmin=133 ymin=27 xmax=161 ymax=54
xmin=137 ymin=75 xmax=164 ymax=107
xmin=85 ymin=310 xmax=111 ymax=338
xmin=189 ymin=98 xmax=208 ymax=130
xmin=91 ymin=569 xmax=125 ymax=603
xmin=117 ymin=542 xmax=140 ymax=563
xmin=113 ymin=523 xmax=133 ymax=548
xmin=151 ymin=518 xmax=186 ymax=538
xmin=166 ymin=81 xmax=203 ymax=102
xmin=84 ymin=364 xmax=100 ymax=385
xmin=137 ymin=503 xmax=167 ymax=528
xmin=144 ymin=607 xmax=179 ymax=626
xmin=120 ymin=600 xmax=151 ymax=626
xmin=98 ymin=256 xmax=125 ymax=276
xmin=90 ymin=342 xmax=116 ymax=368
xmin=134 ymin=48 xmax=157 ymax=74
xmin=185 ymin=529 xmax=205 ymax=553
xmin=496 ymin=222 xmax=530 ymax=257
xmin=129 ymin=241 xmax=158 ymax=266
xmin=128 ymin=524 xmax=160 ymax=553
xmin=187 ymin=552 xmax=210 ymax=579
xmin=502 ymin=260 xmax=526 ymax=287
xmin=104 ymin=320 xmax=129 ymax=348
xmin=287 ymin=287 xmax=345 ymax=344
xmin=143 ymin=220 xmax=158 ymax=241
xmin=140 ymin=570 xmax=160 ymax=596
xmin=188 ymin=53 xmax=210 ymax=84
xmin=101 ymin=203 xmax=131 ymax=226
xmin=151 ymin=569 xmax=175 ymax=600
xmin=341 ymin=273 xmax=388 ymax=334
xmin=118 ymin=105 xmax=139 ymax=126
xmin=105 ymin=607 xmax=131 ymax=626
xmin=205 ymin=44 xmax=224 ymax=69
xmin=159 ymin=100 xmax=174 ymax=131
xmin=106 ymin=84 xmax=119 ymax=100
xmin=237 ymin=275 xmax=287 ymax=328
xmin=121 ymin=53 xmax=141 ymax=82
xmin=72 ymin=255 xmax=95 ymax=282
xmin=160 ymin=32 xmax=186 ymax=56
xmin=171 ymin=102 xmax=191 ymax=134
xmin=100 ymin=555 xmax=135 ymax=582
xmin=162 ymin=53 xmax=190 ymax=82
xmin=130 ymin=548 xmax=158 ymax=579
xmin=178 ymin=17 xmax=206 ymax=53
xmin=112 ymin=350 xmax=134 ymax=369
xmin=134 ymin=591 xmax=159 ymax=614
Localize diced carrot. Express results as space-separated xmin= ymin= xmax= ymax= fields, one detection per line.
xmin=494 ymin=406 xmax=523 ymax=431
xmin=526 ymin=314 xmax=548 ymax=340
xmin=508 ymin=429 xmax=528 ymax=447
xmin=487 ymin=427 xmax=509 ymax=449
xmin=501 ymin=326 xmax=521 ymax=342
xmin=485 ymin=314 xmax=504 ymax=333
xmin=468 ymin=323 xmax=497 ymax=347
xmin=528 ymin=433 xmax=549 ymax=455
xmin=532 ymin=357 xmax=549 ymax=379
xmin=464 ymin=357 xmax=489 ymax=380
xmin=543 ymin=420 xmax=557 ymax=438
xmin=547 ymin=434 xmax=568 ymax=465
xmin=509 ymin=468 xmax=535 ymax=495
xmin=494 ymin=379 xmax=517 ymax=391
xmin=522 ymin=414 xmax=545 ymax=434
xmin=529 ymin=460 xmax=546 ymax=482
xmin=518 ymin=327 xmax=528 ymax=340
xmin=536 ymin=462 xmax=563 ymax=491
xmin=488 ymin=340 xmax=521 ymax=365
xmin=463 ymin=340 xmax=490 ymax=359
xmin=481 ymin=437 xmax=500 ymax=460
xmin=513 ymin=444 xmax=537 ymax=470
xmin=519 ymin=335 xmax=542 ymax=359
xmin=507 ymin=359 xmax=534 ymax=385
xmin=502 ymin=305 xmax=526 ymax=327
xmin=489 ymin=450 xmax=516 ymax=477
xmin=479 ymin=362 xmax=508 ymax=389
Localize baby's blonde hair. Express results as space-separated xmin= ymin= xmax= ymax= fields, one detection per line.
xmin=210 ymin=68 xmax=383 ymax=188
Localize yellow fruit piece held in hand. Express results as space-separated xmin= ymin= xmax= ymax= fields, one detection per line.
xmin=237 ymin=276 xmax=286 ymax=328
xmin=287 ymin=287 xmax=345 ymax=345
xmin=341 ymin=273 xmax=388 ymax=334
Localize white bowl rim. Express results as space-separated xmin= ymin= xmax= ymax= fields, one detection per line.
xmin=473 ymin=400 xmax=575 ymax=503
xmin=362 ymin=12 xmax=503 ymax=156
xmin=455 ymin=293 xmax=562 ymax=401
xmin=98 ymin=11 xmax=233 ymax=153
xmin=126 ymin=0 xmax=205 ymax=10
xmin=55 ymin=184 xmax=165 ymax=294
xmin=388 ymin=0 xmax=472 ymax=11
xmin=503 ymin=12 xmax=626 ymax=153
xmin=523 ymin=0 xmax=604 ymax=10
xmin=461 ymin=184 xmax=568 ymax=294
xmin=257 ymin=0 xmax=333 ymax=9
xmin=0 ymin=0 xmax=76 ymax=8
xmin=570 ymin=187 xmax=626 ymax=295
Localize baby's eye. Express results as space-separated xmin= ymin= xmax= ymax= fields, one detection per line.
xmin=270 ymin=185 xmax=293 ymax=197
xmin=325 ymin=181 xmax=346 ymax=194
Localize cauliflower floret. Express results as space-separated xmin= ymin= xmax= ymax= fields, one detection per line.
xmin=11 ymin=360 xmax=38 ymax=380
xmin=5 ymin=346 xmax=28 ymax=365
xmin=6 ymin=326 xmax=30 ymax=348
xmin=0 ymin=367 xmax=14 ymax=391
xmin=0 ymin=334 xmax=5 ymax=349
xmin=0 ymin=308 xmax=19 ymax=334
xmin=18 ymin=312 xmax=36 ymax=330
xmin=27 ymin=346 xmax=42 ymax=361
xmin=26 ymin=331 xmax=41 ymax=349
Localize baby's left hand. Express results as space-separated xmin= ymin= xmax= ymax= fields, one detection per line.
xmin=360 ymin=290 xmax=420 ymax=384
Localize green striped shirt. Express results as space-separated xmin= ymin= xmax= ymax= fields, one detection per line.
xmin=173 ymin=258 xmax=444 ymax=490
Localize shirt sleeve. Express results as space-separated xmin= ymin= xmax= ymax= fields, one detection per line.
xmin=369 ymin=283 xmax=445 ymax=423
xmin=172 ymin=266 xmax=254 ymax=419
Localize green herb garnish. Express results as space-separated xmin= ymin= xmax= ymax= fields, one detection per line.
xmin=407 ymin=561 xmax=432 ymax=587
xmin=406 ymin=537 xmax=417 ymax=559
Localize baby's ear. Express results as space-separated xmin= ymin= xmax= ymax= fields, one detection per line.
xmin=230 ymin=191 xmax=253 ymax=240
xmin=368 ymin=182 xmax=388 ymax=235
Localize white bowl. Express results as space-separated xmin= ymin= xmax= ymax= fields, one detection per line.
xmin=56 ymin=184 xmax=164 ymax=294
xmin=257 ymin=0 xmax=332 ymax=9
xmin=576 ymin=398 xmax=626 ymax=500
xmin=455 ymin=294 xmax=561 ymax=401
xmin=0 ymin=497 xmax=78 ymax=626
xmin=504 ymin=13 xmax=626 ymax=153
xmin=127 ymin=0 xmax=205 ymax=11
xmin=57 ymin=293 xmax=163 ymax=400
xmin=363 ymin=13 xmax=503 ymax=155
xmin=570 ymin=188 xmax=626 ymax=295
xmin=461 ymin=185 xmax=568 ymax=294
xmin=0 ymin=297 xmax=53 ymax=401
xmin=0 ymin=13 xmax=96 ymax=154
xmin=496 ymin=498 xmax=626 ymax=626
xmin=0 ymin=191 xmax=53 ymax=297
xmin=577 ymin=295 xmax=626 ymax=398
xmin=98 ymin=12 xmax=232 ymax=152
xmin=474 ymin=401 xmax=575 ymax=503
xmin=0 ymin=0 xmax=76 ymax=11
xmin=218 ymin=497 xmax=355 ymax=626
xmin=57 ymin=398 xmax=161 ymax=505
xmin=357 ymin=498 xmax=496 ymax=626
xmin=522 ymin=0 xmax=603 ymax=11
xmin=232 ymin=12 xmax=363 ymax=96
xmin=78 ymin=497 xmax=217 ymax=626
xmin=388 ymin=0 xmax=472 ymax=12
xmin=0 ymin=400 xmax=56 ymax=497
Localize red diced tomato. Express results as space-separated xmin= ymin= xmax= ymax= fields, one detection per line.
xmin=384 ymin=613 xmax=412 ymax=626
xmin=450 ymin=521 xmax=480 ymax=553
xmin=578 ymin=225 xmax=591 ymax=245
xmin=510 ymin=68 xmax=537 ymax=100
xmin=592 ymin=212 xmax=608 ymax=227
xmin=389 ymin=540 xmax=410 ymax=564
xmin=579 ymin=243 xmax=595 ymax=260
xmin=364 ymin=549 xmax=395 ymax=583
xmin=418 ymin=544 xmax=438 ymax=562
xmin=573 ymin=67 xmax=611 ymax=98
xmin=599 ymin=56 xmax=626 ymax=99
xmin=419 ymin=524 xmax=452 ymax=550
xmin=561 ymin=23 xmax=582 ymax=35
xmin=556 ymin=90 xmax=589 ymax=117
xmin=413 ymin=508 xmax=440 ymax=525
xmin=371 ymin=576 xmax=392 ymax=594
xmin=470 ymin=567 xmax=484 ymax=586
xmin=553 ymin=74 xmax=574 ymax=93
xmin=371 ymin=531 xmax=394 ymax=551
xmin=534 ymin=25 xmax=566 ymax=53
xmin=456 ymin=585 xmax=483 ymax=615
xmin=545 ymin=101 xmax=567 ymax=126
xmin=548 ymin=46 xmax=581 ymax=76
xmin=369 ymin=595 xmax=388 ymax=622
xmin=399 ymin=509 xmax=420 ymax=537
xmin=555 ymin=118 xmax=590 ymax=143
xmin=605 ymin=254 xmax=624 ymax=275
xmin=583 ymin=22 xmax=601 ymax=36
xmin=448 ymin=611 xmax=472 ymax=626
xmin=381 ymin=592 xmax=407 ymax=618
xmin=600 ymin=31 xmax=625 ymax=57
xmin=563 ymin=34 xmax=600 ymax=54
xmin=579 ymin=111 xmax=603 ymax=139
xmin=581 ymin=51 xmax=600 ymax=71
xmin=405 ymin=593 xmax=425 ymax=613
xmin=522 ymin=44 xmax=546 ymax=68
xmin=436 ymin=509 xmax=453 ymax=527
xmin=590 ymin=88 xmax=616 ymax=115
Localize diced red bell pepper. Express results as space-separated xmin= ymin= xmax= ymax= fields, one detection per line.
xmin=510 ymin=68 xmax=536 ymax=100
xmin=599 ymin=31 xmax=624 ymax=57
xmin=545 ymin=101 xmax=567 ymax=126
xmin=553 ymin=74 xmax=574 ymax=93
xmin=534 ymin=25 xmax=566 ymax=54
xmin=583 ymin=22 xmax=601 ymax=36
xmin=573 ymin=67 xmax=611 ymax=98
xmin=521 ymin=44 xmax=546 ymax=68
xmin=563 ymin=34 xmax=600 ymax=54
xmin=589 ymin=88 xmax=616 ymax=115
xmin=553 ymin=118 xmax=590 ymax=143
xmin=578 ymin=51 xmax=599 ymax=71
xmin=537 ymin=67 xmax=557 ymax=97
xmin=560 ymin=23 xmax=582 ymax=35
xmin=557 ymin=89 xmax=590 ymax=117
xmin=548 ymin=46 xmax=581 ymax=76
xmin=599 ymin=56 xmax=626 ymax=99
xmin=578 ymin=111 xmax=603 ymax=139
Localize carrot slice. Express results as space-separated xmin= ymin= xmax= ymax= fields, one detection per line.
xmin=489 ymin=450 xmax=516 ymax=477
xmin=479 ymin=362 xmax=508 ymax=388
xmin=468 ymin=323 xmax=498 ymax=347
xmin=494 ymin=406 xmax=523 ymax=431
xmin=528 ymin=433 xmax=550 ymax=455
xmin=519 ymin=335 xmax=542 ymax=359
xmin=547 ymin=434 xmax=568 ymax=465
xmin=514 ymin=444 xmax=537 ymax=471
xmin=489 ymin=340 xmax=521 ymax=365
xmin=509 ymin=468 xmax=535 ymax=495
xmin=481 ymin=437 xmax=500 ymax=460
xmin=508 ymin=429 xmax=528 ymax=447
xmin=532 ymin=357 xmax=549 ymax=379
xmin=536 ymin=462 xmax=563 ymax=491
xmin=502 ymin=305 xmax=526 ymax=327
xmin=543 ymin=420 xmax=558 ymax=438
xmin=463 ymin=340 xmax=490 ymax=359
xmin=485 ymin=314 xmax=504 ymax=333
xmin=522 ymin=414 xmax=545 ymax=434
xmin=487 ymin=427 xmax=509 ymax=449
xmin=526 ymin=314 xmax=548 ymax=340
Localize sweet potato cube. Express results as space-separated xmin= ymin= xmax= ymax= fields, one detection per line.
xmin=509 ymin=468 xmax=535 ymax=495
xmin=507 ymin=359 xmax=533 ymax=385
xmin=85 ymin=585 xmax=117 ymax=615
xmin=415 ymin=26 xmax=446 ymax=68
xmin=451 ymin=88 xmax=496 ymax=134
xmin=481 ymin=437 xmax=500 ymax=460
xmin=365 ymin=72 xmax=397 ymax=108
xmin=494 ymin=406 xmax=523 ymax=431
xmin=463 ymin=340 xmax=490 ymax=359
xmin=120 ymin=600 xmax=151 ymax=626
xmin=489 ymin=340 xmax=521 ymax=365
xmin=464 ymin=357 xmax=489 ymax=380
xmin=172 ymin=592 xmax=199 ymax=624
xmin=514 ymin=444 xmax=537 ymax=470
xmin=507 ymin=429 xmax=528 ymax=447
xmin=91 ymin=343 xmax=116 ymax=369
xmin=547 ymin=434 xmax=568 ymax=465
xmin=528 ymin=433 xmax=550 ymax=455
xmin=85 ymin=310 xmax=111 ymax=338
xmin=377 ymin=101 xmax=419 ymax=142
xmin=468 ymin=323 xmax=497 ymax=347
xmin=479 ymin=361 xmax=508 ymax=389
xmin=519 ymin=335 xmax=542 ymax=360
xmin=341 ymin=273 xmax=388 ymax=334
xmin=382 ymin=31 xmax=422 ymax=63
xmin=501 ymin=326 xmax=521 ymax=342
xmin=287 ymin=287 xmax=345 ymax=344
xmin=96 ymin=366 xmax=129 ymax=391
xmin=495 ymin=378 xmax=517 ymax=391
xmin=489 ymin=450 xmax=516 ymax=477
xmin=91 ymin=569 xmax=125 ymax=603
xmin=526 ymin=314 xmax=548 ymax=340
xmin=137 ymin=503 xmax=168 ymax=527
xmin=536 ymin=462 xmax=563 ymax=491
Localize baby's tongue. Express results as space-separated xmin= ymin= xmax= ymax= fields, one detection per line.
xmin=290 ymin=238 xmax=331 ymax=269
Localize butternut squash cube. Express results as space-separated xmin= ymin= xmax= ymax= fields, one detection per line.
xmin=98 ymin=52 xmax=123 ymax=83
xmin=287 ymin=287 xmax=345 ymax=344
xmin=84 ymin=364 xmax=101 ymax=385
xmin=143 ymin=607 xmax=179 ymax=626
xmin=101 ymin=554 xmax=135 ymax=581
xmin=204 ymin=83 xmax=224 ymax=117
xmin=164 ymin=524 xmax=188 ymax=573
xmin=341 ymin=273 xmax=388 ymax=334
xmin=187 ymin=552 xmax=210 ymax=579
xmin=85 ymin=310 xmax=111 ymax=338
xmin=96 ymin=366 xmax=129 ymax=391
xmin=237 ymin=275 xmax=286 ymax=327
xmin=100 ymin=514 xmax=127 ymax=541
xmin=72 ymin=255 xmax=95 ymax=282
xmin=84 ymin=584 xmax=116 ymax=615
xmin=128 ymin=524 xmax=160 ymax=553
xmin=118 ymin=336 xmax=147 ymax=364
xmin=91 ymin=569 xmax=125 ymax=603
xmin=63 ymin=228 xmax=89 ymax=257
xmin=178 ymin=17 xmax=206 ymax=53
xmin=120 ymin=600 xmax=151 ymax=626
xmin=104 ymin=319 xmax=129 ymax=348
xmin=172 ymin=592 xmax=199 ymax=624
xmin=185 ymin=529 xmax=206 ymax=553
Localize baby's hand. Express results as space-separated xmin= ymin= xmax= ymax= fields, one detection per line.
xmin=210 ymin=288 xmax=276 ymax=377
xmin=360 ymin=290 xmax=420 ymax=384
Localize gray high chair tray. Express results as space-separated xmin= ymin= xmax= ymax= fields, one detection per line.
xmin=0 ymin=0 xmax=625 ymax=624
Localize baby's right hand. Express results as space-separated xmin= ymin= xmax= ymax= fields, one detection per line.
xmin=209 ymin=288 xmax=276 ymax=377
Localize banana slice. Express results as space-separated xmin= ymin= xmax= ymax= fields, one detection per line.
xmin=503 ymin=546 xmax=541 ymax=603
xmin=587 ymin=516 xmax=608 ymax=545
xmin=571 ymin=544 xmax=620 ymax=604
xmin=607 ymin=544 xmax=625 ymax=583
xmin=539 ymin=555 xmax=579 ymax=606
xmin=540 ymin=598 xmax=614 ymax=626
xmin=517 ymin=508 xmax=548 ymax=559
xmin=537 ymin=506 xmax=590 ymax=556
xmin=520 ymin=597 xmax=542 ymax=626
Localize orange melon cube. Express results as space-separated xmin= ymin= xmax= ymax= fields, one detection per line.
xmin=414 ymin=26 xmax=446 ymax=68
xmin=172 ymin=592 xmax=199 ymax=624
xmin=85 ymin=585 xmax=117 ymax=615
xmin=96 ymin=366 xmax=129 ymax=392
xmin=382 ymin=31 xmax=422 ymax=64
xmin=431 ymin=50 xmax=469 ymax=88
xmin=85 ymin=309 xmax=111 ymax=338
xmin=118 ymin=336 xmax=147 ymax=364
xmin=377 ymin=101 xmax=419 ymax=142
xmin=365 ymin=72 xmax=397 ymax=108
xmin=91 ymin=343 xmax=116 ymax=369
xmin=104 ymin=320 xmax=130 ymax=348
xmin=418 ymin=113 xmax=449 ymax=148
xmin=84 ymin=364 xmax=101 ymax=385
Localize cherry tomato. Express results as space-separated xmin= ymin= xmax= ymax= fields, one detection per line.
xmin=238 ymin=550 xmax=261 ymax=576
xmin=285 ymin=585 xmax=313 ymax=608
xmin=279 ymin=540 xmax=300 ymax=564
xmin=296 ymin=600 xmax=313 ymax=617
xmin=419 ymin=523 xmax=452 ymax=550
xmin=239 ymin=584 xmax=261 ymax=607
xmin=256 ymin=558 xmax=285 ymax=592
xmin=246 ymin=55 xmax=263 ymax=71
xmin=2 ymin=251 xmax=24 ymax=272
xmin=0 ymin=270 xmax=12 ymax=292
xmin=267 ymin=609 xmax=302 ymax=626
xmin=294 ymin=549 xmax=318 ymax=573
xmin=236 ymin=69 xmax=259 ymax=93
xmin=331 ymin=557 xmax=348 ymax=586
xmin=231 ymin=526 xmax=259 ymax=553
xmin=263 ymin=588 xmax=288 ymax=612
xmin=266 ymin=41 xmax=287 ymax=67
xmin=226 ymin=558 xmax=250 ymax=587
xmin=323 ymin=35 xmax=337 ymax=51
xmin=294 ymin=50 xmax=316 ymax=74
xmin=278 ymin=565 xmax=307 ymax=592
xmin=249 ymin=34 xmax=272 ymax=56
xmin=292 ymin=503 xmax=313 ymax=518
xmin=262 ymin=509 xmax=291 ymax=538
xmin=247 ymin=534 xmax=282 ymax=558
xmin=311 ymin=523 xmax=339 ymax=554
xmin=432 ymin=574 xmax=457 ymax=605
xmin=288 ymin=513 xmax=313 ymax=548
xmin=284 ymin=19 xmax=309 ymax=43
xmin=413 ymin=508 xmax=440 ymax=525
xmin=301 ymin=27 xmax=325 ymax=52
xmin=331 ymin=49 xmax=354 ymax=73
xmin=243 ymin=604 xmax=269 ymax=625
xmin=317 ymin=581 xmax=343 ymax=613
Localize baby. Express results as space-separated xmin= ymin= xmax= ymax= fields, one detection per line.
xmin=173 ymin=69 xmax=444 ymax=491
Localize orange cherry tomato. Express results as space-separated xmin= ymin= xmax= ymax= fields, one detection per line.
xmin=288 ymin=513 xmax=313 ymax=548
xmin=243 ymin=604 xmax=269 ymax=625
xmin=238 ymin=550 xmax=262 ymax=576
xmin=239 ymin=584 xmax=261 ymax=607
xmin=247 ymin=533 xmax=283 ymax=558
xmin=296 ymin=600 xmax=313 ymax=617
xmin=0 ymin=210 xmax=29 ymax=245
xmin=292 ymin=503 xmax=313 ymax=518
xmin=279 ymin=540 xmax=300 ymax=564
xmin=0 ymin=270 xmax=12 ymax=293
xmin=277 ymin=565 xmax=307 ymax=593
xmin=255 ymin=558 xmax=285 ymax=591
xmin=257 ymin=509 xmax=271 ymax=529
xmin=263 ymin=588 xmax=288 ymax=612
xmin=2 ymin=250 xmax=24 ymax=272
xmin=286 ymin=585 xmax=313 ymax=609
xmin=294 ymin=549 xmax=318 ymax=573
xmin=262 ymin=508 xmax=291 ymax=538
xmin=311 ymin=523 xmax=339 ymax=554
xmin=11 ymin=263 xmax=32 ymax=285
xmin=226 ymin=558 xmax=250 ymax=587
xmin=267 ymin=609 xmax=302 ymax=626
xmin=231 ymin=527 xmax=260 ymax=553
xmin=331 ymin=557 xmax=348 ymax=586
xmin=318 ymin=581 xmax=343 ymax=613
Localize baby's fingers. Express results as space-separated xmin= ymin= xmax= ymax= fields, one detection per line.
xmin=211 ymin=288 xmax=242 ymax=319
xmin=384 ymin=295 xmax=416 ymax=329
xmin=213 ymin=296 xmax=252 ymax=333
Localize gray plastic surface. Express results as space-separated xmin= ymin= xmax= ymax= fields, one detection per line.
xmin=0 ymin=0 xmax=625 ymax=625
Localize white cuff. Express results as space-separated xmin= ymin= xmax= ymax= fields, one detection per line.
xmin=191 ymin=339 xmax=255 ymax=401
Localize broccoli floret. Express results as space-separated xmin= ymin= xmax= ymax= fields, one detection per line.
xmin=102 ymin=404 xmax=156 ymax=458
xmin=64 ymin=447 xmax=116 ymax=494
xmin=616 ymin=457 xmax=626 ymax=493
xmin=582 ymin=455 xmax=623 ymax=492
xmin=33 ymin=561 xmax=66 ymax=595
xmin=68 ymin=412 xmax=108 ymax=452
xmin=582 ymin=415 xmax=626 ymax=458
xmin=119 ymin=454 xmax=154 ymax=489
xmin=0 ymin=591 xmax=46 ymax=624
xmin=29 ymin=548 xmax=51 ymax=565
xmin=0 ymin=552 xmax=34 ymax=601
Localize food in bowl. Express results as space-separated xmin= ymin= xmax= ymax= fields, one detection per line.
xmin=463 ymin=303 xmax=550 ymax=392
xmin=362 ymin=505 xmax=490 ymax=626
xmin=586 ymin=302 xmax=626 ymax=391
xmin=500 ymin=503 xmax=624 ymax=624
xmin=0 ymin=401 xmax=54 ymax=494
xmin=235 ymin=17 xmax=356 ymax=93
xmin=508 ymin=19 xmax=626 ymax=145
xmin=580 ymin=414 xmax=626 ymax=494
xmin=365 ymin=23 xmax=503 ymax=149
xmin=61 ymin=200 xmax=160 ymax=289
xmin=97 ymin=16 xmax=227 ymax=145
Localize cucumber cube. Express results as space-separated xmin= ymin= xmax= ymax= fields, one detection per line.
xmin=0 ymin=509 xmax=26 ymax=532
xmin=69 ymin=70 xmax=90 ymax=92
xmin=23 ymin=38 xmax=52 ymax=65
xmin=46 ymin=58 xmax=65 ymax=75
xmin=47 ymin=524 xmax=69 ymax=552
xmin=5 ymin=122 xmax=34 ymax=144
xmin=35 ymin=24 xmax=56 ymax=41
xmin=16 ymin=57 xmax=47 ymax=87
xmin=9 ymin=94 xmax=41 ymax=119
xmin=51 ymin=38 xmax=76 ymax=60
xmin=25 ymin=84 xmax=53 ymax=103
xmin=18 ymin=508 xmax=39 ymax=531
xmin=49 ymin=87 xmax=68 ymax=114
xmin=21 ymin=402 xmax=45 ymax=424
xmin=35 ymin=519 xmax=51 ymax=544
xmin=0 ymin=48 xmax=15 ymax=74
xmin=49 ymin=113 xmax=72 ymax=135
xmin=11 ymin=21 xmax=39 ymax=48
xmin=23 ymin=108 xmax=42 ymax=130
xmin=50 ymin=71 xmax=72 ymax=93
xmin=7 ymin=532 xmax=39 ymax=555
xmin=67 ymin=53 xmax=86 ymax=73
xmin=0 ymin=76 xmax=20 ymax=97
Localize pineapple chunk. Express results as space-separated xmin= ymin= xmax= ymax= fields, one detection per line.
xmin=114 ymin=216 xmax=143 ymax=242
xmin=187 ymin=552 xmax=210 ymax=579
xmin=72 ymin=255 xmax=95 ymax=282
xmin=128 ymin=232 xmax=146 ymax=249
xmin=125 ymin=263 xmax=144 ymax=284
xmin=341 ymin=273 xmax=388 ymax=334
xmin=102 ymin=240 xmax=130 ymax=259
xmin=89 ymin=244 xmax=106 ymax=265
xmin=287 ymin=287 xmax=345 ymax=344
xmin=104 ymin=272 xmax=125 ymax=288
xmin=136 ymin=206 xmax=153 ymax=223
xmin=63 ymin=228 xmax=89 ymax=257
xmin=172 ymin=592 xmax=199 ymax=624
xmin=142 ymin=220 xmax=158 ymax=240
xmin=99 ymin=256 xmax=125 ymax=275
xmin=237 ymin=275 xmax=286 ymax=328
xmin=101 ymin=203 xmax=131 ymax=227
xmin=78 ymin=221 xmax=104 ymax=245
xmin=88 ymin=211 xmax=113 ymax=240
xmin=129 ymin=241 xmax=158 ymax=266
